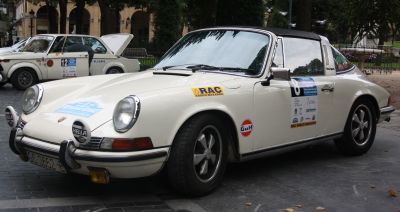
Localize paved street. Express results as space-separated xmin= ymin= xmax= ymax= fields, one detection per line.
xmin=0 ymin=84 xmax=399 ymax=212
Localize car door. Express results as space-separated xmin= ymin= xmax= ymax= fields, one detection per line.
xmin=82 ymin=37 xmax=110 ymax=75
xmin=253 ymin=37 xmax=330 ymax=151
xmin=46 ymin=36 xmax=89 ymax=79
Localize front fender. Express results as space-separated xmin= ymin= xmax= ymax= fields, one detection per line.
xmin=7 ymin=62 xmax=44 ymax=80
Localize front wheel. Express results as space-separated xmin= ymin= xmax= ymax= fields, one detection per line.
xmin=11 ymin=69 xmax=37 ymax=90
xmin=335 ymin=99 xmax=377 ymax=156
xmin=0 ymin=82 xmax=6 ymax=88
xmin=167 ymin=114 xmax=228 ymax=196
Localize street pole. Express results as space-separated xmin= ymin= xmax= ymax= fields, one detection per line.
xmin=29 ymin=9 xmax=34 ymax=36
xmin=288 ymin=0 xmax=292 ymax=29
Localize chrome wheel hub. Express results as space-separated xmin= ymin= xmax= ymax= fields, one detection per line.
xmin=351 ymin=105 xmax=372 ymax=146
xmin=193 ymin=125 xmax=222 ymax=183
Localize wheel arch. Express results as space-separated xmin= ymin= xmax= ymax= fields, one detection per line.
xmin=352 ymin=94 xmax=380 ymax=121
xmin=102 ymin=62 xmax=126 ymax=74
xmin=172 ymin=109 xmax=240 ymax=163
xmin=8 ymin=63 xmax=43 ymax=81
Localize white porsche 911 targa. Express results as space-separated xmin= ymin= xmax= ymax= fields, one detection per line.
xmin=5 ymin=27 xmax=394 ymax=196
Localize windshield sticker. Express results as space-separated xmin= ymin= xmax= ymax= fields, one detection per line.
xmin=290 ymin=77 xmax=318 ymax=128
xmin=56 ymin=101 xmax=102 ymax=117
xmin=62 ymin=58 xmax=77 ymax=78
xmin=240 ymin=119 xmax=253 ymax=137
xmin=192 ymin=86 xmax=224 ymax=97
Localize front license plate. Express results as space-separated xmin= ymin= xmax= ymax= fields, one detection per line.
xmin=26 ymin=151 xmax=67 ymax=174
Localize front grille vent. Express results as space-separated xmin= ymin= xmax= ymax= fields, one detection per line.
xmin=79 ymin=137 xmax=103 ymax=150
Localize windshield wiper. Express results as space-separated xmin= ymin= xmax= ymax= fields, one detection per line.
xmin=188 ymin=64 xmax=255 ymax=74
xmin=186 ymin=64 xmax=221 ymax=72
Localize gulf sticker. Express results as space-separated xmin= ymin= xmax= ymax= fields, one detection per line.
xmin=192 ymin=86 xmax=224 ymax=97
xmin=240 ymin=119 xmax=253 ymax=137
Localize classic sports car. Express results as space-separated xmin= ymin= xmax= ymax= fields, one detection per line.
xmin=0 ymin=33 xmax=140 ymax=90
xmin=5 ymin=27 xmax=395 ymax=196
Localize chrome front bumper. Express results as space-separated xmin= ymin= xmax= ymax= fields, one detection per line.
xmin=10 ymin=132 xmax=169 ymax=178
xmin=379 ymin=106 xmax=395 ymax=122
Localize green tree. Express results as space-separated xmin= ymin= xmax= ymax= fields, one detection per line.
xmin=152 ymin=0 xmax=182 ymax=55
xmin=215 ymin=0 xmax=264 ymax=26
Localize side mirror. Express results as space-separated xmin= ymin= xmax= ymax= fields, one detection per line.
xmin=271 ymin=67 xmax=291 ymax=81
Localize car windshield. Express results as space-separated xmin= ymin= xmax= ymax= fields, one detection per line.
xmin=22 ymin=36 xmax=54 ymax=53
xmin=154 ymin=30 xmax=270 ymax=76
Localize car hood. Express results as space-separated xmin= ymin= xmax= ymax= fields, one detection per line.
xmin=100 ymin=33 xmax=133 ymax=56
xmin=23 ymin=70 xmax=240 ymax=142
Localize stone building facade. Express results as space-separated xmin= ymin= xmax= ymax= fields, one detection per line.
xmin=14 ymin=0 xmax=155 ymax=44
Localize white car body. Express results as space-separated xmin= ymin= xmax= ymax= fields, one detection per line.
xmin=5 ymin=27 xmax=394 ymax=195
xmin=0 ymin=34 xmax=140 ymax=89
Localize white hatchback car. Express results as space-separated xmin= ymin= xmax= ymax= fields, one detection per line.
xmin=5 ymin=27 xmax=395 ymax=196
xmin=0 ymin=34 xmax=140 ymax=90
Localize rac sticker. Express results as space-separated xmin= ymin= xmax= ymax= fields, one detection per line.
xmin=192 ymin=86 xmax=224 ymax=97
xmin=240 ymin=119 xmax=253 ymax=137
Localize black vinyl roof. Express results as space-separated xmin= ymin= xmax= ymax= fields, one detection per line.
xmin=266 ymin=27 xmax=321 ymax=41
xmin=197 ymin=26 xmax=322 ymax=41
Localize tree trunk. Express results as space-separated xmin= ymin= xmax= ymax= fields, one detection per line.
xmin=113 ymin=1 xmax=120 ymax=33
xmin=295 ymin=0 xmax=312 ymax=31
xmin=58 ymin=0 xmax=67 ymax=33
xmin=98 ymin=0 xmax=111 ymax=35
xmin=75 ymin=0 xmax=85 ymax=34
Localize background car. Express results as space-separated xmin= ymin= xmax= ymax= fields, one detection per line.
xmin=0 ymin=33 xmax=140 ymax=90
xmin=0 ymin=38 xmax=30 ymax=55
xmin=5 ymin=27 xmax=394 ymax=196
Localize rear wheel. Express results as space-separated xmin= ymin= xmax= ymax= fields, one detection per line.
xmin=167 ymin=114 xmax=228 ymax=196
xmin=106 ymin=67 xmax=123 ymax=74
xmin=335 ymin=99 xmax=377 ymax=156
xmin=11 ymin=69 xmax=38 ymax=90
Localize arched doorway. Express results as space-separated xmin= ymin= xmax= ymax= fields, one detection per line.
xmin=69 ymin=8 xmax=90 ymax=34
xmin=36 ymin=6 xmax=59 ymax=34
xmin=131 ymin=11 xmax=150 ymax=46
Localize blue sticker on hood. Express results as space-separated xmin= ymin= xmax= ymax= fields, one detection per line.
xmin=56 ymin=101 xmax=102 ymax=117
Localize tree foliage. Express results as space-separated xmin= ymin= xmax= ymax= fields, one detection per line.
xmin=152 ymin=0 xmax=182 ymax=55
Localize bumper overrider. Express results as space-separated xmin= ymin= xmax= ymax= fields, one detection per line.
xmin=379 ymin=106 xmax=395 ymax=122
xmin=5 ymin=106 xmax=169 ymax=184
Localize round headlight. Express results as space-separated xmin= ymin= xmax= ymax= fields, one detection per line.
xmin=21 ymin=84 xmax=43 ymax=115
xmin=113 ymin=95 xmax=140 ymax=133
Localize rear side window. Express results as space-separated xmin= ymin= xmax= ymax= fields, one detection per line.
xmin=283 ymin=37 xmax=324 ymax=76
xmin=83 ymin=37 xmax=107 ymax=54
xmin=331 ymin=47 xmax=353 ymax=73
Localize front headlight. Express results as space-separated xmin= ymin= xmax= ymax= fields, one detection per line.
xmin=21 ymin=84 xmax=43 ymax=114
xmin=113 ymin=95 xmax=140 ymax=133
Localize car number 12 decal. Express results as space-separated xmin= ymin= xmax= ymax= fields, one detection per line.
xmin=289 ymin=77 xmax=318 ymax=128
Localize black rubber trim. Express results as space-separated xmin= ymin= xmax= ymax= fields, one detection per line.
xmin=9 ymin=129 xmax=20 ymax=154
xmin=242 ymin=132 xmax=343 ymax=157
xmin=73 ymin=151 xmax=168 ymax=162
xmin=153 ymin=72 xmax=191 ymax=77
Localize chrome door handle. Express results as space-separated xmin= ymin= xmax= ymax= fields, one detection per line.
xmin=321 ymin=84 xmax=334 ymax=92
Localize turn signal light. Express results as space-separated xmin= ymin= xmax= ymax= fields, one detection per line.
xmin=89 ymin=168 xmax=110 ymax=184
xmin=112 ymin=137 xmax=153 ymax=151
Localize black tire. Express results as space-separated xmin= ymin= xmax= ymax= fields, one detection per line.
xmin=167 ymin=114 xmax=228 ymax=196
xmin=0 ymin=82 xmax=6 ymax=88
xmin=335 ymin=99 xmax=377 ymax=156
xmin=11 ymin=69 xmax=38 ymax=90
xmin=106 ymin=67 xmax=123 ymax=74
